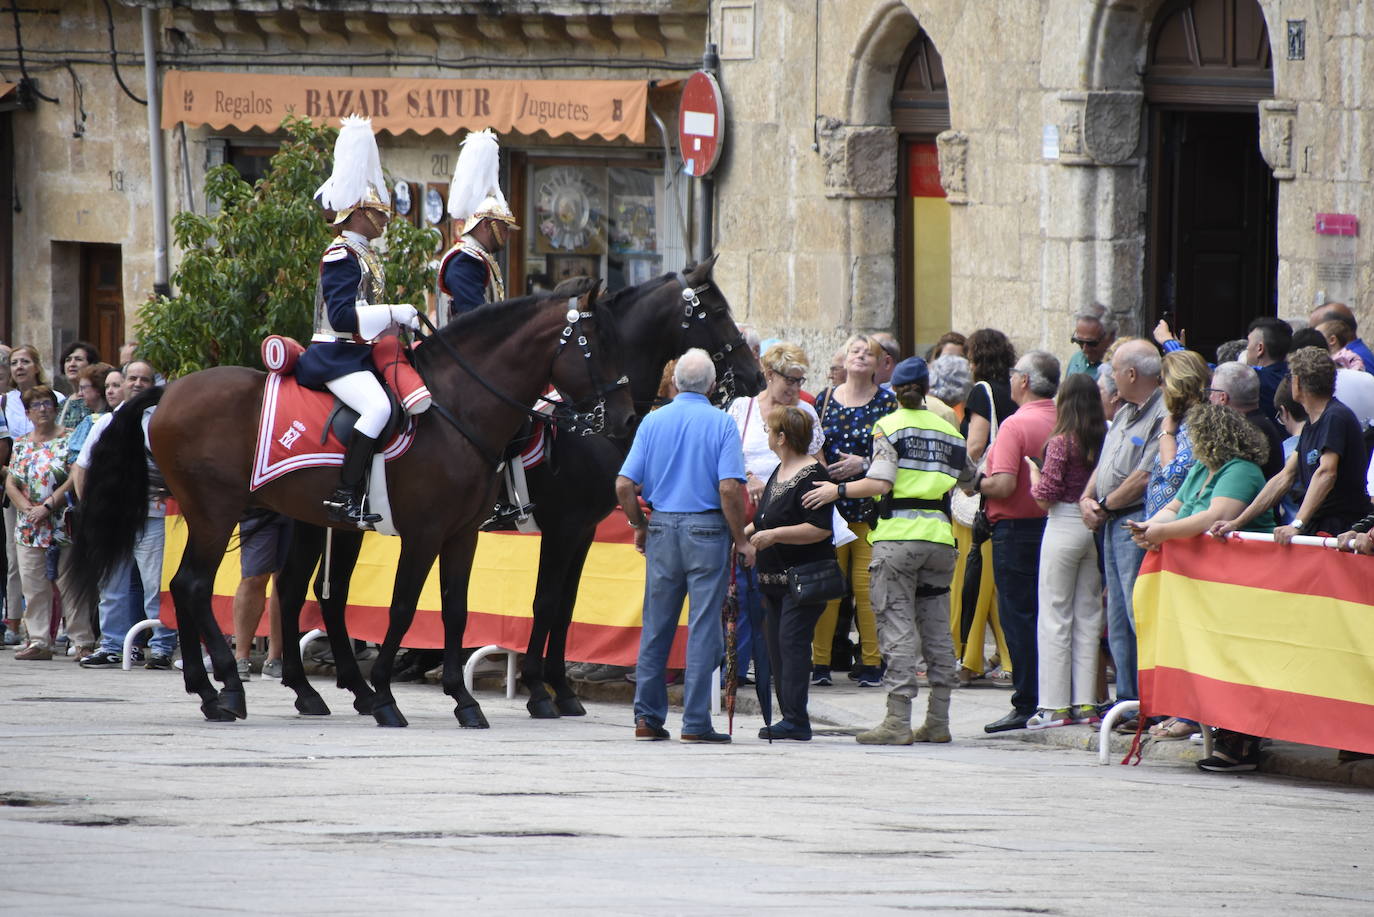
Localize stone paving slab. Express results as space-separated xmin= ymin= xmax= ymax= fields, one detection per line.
xmin=3 ymin=650 xmax=1373 ymax=915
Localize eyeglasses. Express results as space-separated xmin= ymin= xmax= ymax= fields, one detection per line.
xmin=778 ymin=374 xmax=806 ymax=386
xmin=28 ymin=402 xmax=56 ymax=412
xmin=1070 ymin=336 xmax=1102 ymax=348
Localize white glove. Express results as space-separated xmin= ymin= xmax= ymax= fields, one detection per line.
xmin=389 ymin=303 xmax=421 ymax=330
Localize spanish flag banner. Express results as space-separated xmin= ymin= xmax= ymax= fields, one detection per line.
xmin=1134 ymin=535 xmax=1374 ymax=754
xmin=159 ymin=503 xmax=688 ymax=666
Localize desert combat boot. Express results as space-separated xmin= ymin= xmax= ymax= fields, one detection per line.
xmin=912 ymin=686 xmax=952 ymax=743
xmin=856 ymin=693 xmax=914 ymax=745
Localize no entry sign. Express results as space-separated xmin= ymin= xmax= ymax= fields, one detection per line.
xmin=678 ymin=71 xmax=725 ymax=178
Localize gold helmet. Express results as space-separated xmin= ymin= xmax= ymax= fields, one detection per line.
xmin=448 ymin=129 xmax=520 ymax=236
xmin=314 ymin=115 xmax=392 ymax=225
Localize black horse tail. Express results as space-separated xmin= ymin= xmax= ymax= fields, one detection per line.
xmin=69 ymin=387 xmax=166 ymax=610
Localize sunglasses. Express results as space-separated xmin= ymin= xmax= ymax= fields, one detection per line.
xmin=1070 ymin=336 xmax=1102 ymax=348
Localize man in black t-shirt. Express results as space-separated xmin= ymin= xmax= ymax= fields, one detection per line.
xmin=1215 ymin=347 xmax=1371 ymax=541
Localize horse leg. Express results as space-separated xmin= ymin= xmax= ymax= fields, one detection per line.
xmin=439 ymin=531 xmax=489 ymax=728
xmin=313 ymin=530 xmax=377 ymax=715
xmin=169 ymin=520 xmax=243 ymax=722
xmin=368 ymin=539 xmax=439 ymax=728
xmin=521 ymin=538 xmax=564 ymax=719
xmin=275 ymin=523 xmax=331 ymax=716
xmin=539 ymin=525 xmax=598 ymax=717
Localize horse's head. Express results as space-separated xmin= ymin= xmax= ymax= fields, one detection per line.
xmin=548 ymin=278 xmax=635 ymax=440
xmin=678 ymin=254 xmax=765 ymax=404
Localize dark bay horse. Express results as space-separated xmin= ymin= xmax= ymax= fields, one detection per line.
xmin=519 ymin=255 xmax=763 ymax=717
xmin=73 ymin=281 xmax=633 ymax=726
xmin=269 ymin=256 xmax=761 ymax=722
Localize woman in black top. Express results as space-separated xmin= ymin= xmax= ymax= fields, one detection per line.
xmin=961 ymin=328 xmax=1018 ymax=462
xmin=746 ymin=404 xmax=836 ymax=741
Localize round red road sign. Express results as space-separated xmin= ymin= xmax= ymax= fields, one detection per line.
xmin=678 ymin=71 xmax=725 ymax=178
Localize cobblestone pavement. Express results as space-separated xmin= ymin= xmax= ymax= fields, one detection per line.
xmin=2 ymin=653 xmax=1371 ymax=915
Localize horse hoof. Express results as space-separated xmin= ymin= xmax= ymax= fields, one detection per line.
xmin=353 ymin=695 xmax=376 ymax=716
xmin=294 ymin=695 xmax=331 ymax=716
xmin=200 ymin=698 xmax=239 ymax=722
xmin=555 ymin=696 xmax=587 ymax=717
xmin=455 ymin=704 xmax=489 ymax=729
xmin=216 ymin=688 xmax=248 ymax=720
xmin=526 ymin=696 xmax=561 ymax=719
xmin=373 ymin=703 xmax=409 ymax=727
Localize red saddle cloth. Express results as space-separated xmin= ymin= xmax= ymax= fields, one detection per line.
xmin=251 ymin=372 xmax=416 ymax=491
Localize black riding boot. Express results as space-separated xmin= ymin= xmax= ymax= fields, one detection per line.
xmin=324 ymin=432 xmax=383 ymax=528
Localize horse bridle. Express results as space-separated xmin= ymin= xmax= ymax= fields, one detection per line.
xmin=675 ymin=272 xmax=749 ymax=405
xmin=412 ymin=299 xmax=627 ymax=466
xmin=547 ymin=302 xmax=630 ymax=436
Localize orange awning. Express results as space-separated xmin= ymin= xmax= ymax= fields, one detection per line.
xmin=160 ymin=70 xmax=648 ymax=143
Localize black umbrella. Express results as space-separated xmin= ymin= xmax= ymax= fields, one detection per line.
xmin=722 ymin=567 xmax=740 ymax=734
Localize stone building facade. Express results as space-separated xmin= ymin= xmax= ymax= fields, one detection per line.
xmin=1 ymin=0 xmax=707 ymax=366
xmin=711 ymin=0 xmax=1374 ymax=364
xmin=5 ymin=0 xmax=1374 ymax=373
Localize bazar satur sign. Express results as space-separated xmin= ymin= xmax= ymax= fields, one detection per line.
xmin=162 ymin=70 xmax=648 ymax=143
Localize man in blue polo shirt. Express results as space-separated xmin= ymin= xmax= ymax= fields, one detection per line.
xmin=616 ymin=348 xmax=754 ymax=745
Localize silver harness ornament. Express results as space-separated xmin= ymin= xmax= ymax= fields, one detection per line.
xmin=674 ymin=272 xmax=750 ymax=405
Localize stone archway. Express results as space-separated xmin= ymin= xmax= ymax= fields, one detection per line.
xmin=825 ymin=1 xmax=942 ymax=338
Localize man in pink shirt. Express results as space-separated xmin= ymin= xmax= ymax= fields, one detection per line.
xmin=968 ymin=350 xmax=1059 ymax=732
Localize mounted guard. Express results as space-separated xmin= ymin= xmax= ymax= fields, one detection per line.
xmin=294 ymin=115 xmax=422 ymax=528
xmin=437 ymin=129 xmax=520 ymax=323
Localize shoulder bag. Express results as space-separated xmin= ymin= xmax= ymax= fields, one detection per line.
xmin=950 ymin=381 xmax=999 ymax=528
xmin=787 ymin=557 xmax=848 ymax=605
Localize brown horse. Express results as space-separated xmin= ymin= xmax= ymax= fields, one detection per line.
xmin=72 ymin=280 xmax=633 ymax=726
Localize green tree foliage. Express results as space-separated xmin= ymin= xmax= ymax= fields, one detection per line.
xmin=138 ymin=115 xmax=439 ymax=378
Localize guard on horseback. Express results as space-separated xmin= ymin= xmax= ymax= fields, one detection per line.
xmin=437 ymin=129 xmax=519 ymax=324
xmin=295 ymin=115 xmax=420 ymax=528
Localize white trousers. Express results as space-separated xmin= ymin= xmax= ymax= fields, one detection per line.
xmin=1036 ymin=502 xmax=1104 ymax=709
xmin=325 ymin=371 xmax=390 ymax=439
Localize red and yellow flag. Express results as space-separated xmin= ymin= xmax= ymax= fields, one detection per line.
xmin=159 ymin=504 xmax=688 ymax=666
xmin=1134 ymin=535 xmax=1374 ymax=754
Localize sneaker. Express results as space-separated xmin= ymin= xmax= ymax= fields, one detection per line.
xmin=680 ymin=729 xmax=732 ymax=744
xmin=145 ymin=654 xmax=174 ymax=670
xmin=1026 ymin=708 xmax=1073 ymax=730
xmin=129 ymin=647 xmax=146 ymax=665
xmin=634 ymin=716 xmax=670 ymax=741
xmin=79 ymin=650 xmax=122 ymax=667
xmin=261 ymin=658 xmax=282 ymax=680
xmin=1197 ymin=751 xmax=1259 ymax=773
xmin=854 ymin=665 xmax=883 ymax=688
xmin=3 ymin=628 xmax=21 ymax=646
xmin=811 ymin=665 xmax=833 ymax=687
xmin=236 ymin=657 xmax=253 ymax=681
xmin=582 ymin=664 xmax=632 ymax=684
xmin=1072 ymin=704 xmax=1102 ymax=725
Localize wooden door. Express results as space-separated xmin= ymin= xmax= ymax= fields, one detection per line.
xmin=81 ymin=244 xmax=124 ymax=364
xmin=1151 ymin=109 xmax=1276 ymax=357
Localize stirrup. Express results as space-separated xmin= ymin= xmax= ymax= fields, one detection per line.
xmin=480 ymin=501 xmax=535 ymax=532
xmin=324 ymin=492 xmax=382 ymax=530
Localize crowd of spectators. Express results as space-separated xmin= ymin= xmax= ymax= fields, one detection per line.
xmin=614 ymin=300 xmax=1374 ymax=769
xmin=10 ymin=301 xmax=1374 ymax=771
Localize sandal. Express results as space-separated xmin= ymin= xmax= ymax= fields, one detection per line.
xmin=1147 ymin=717 xmax=1194 ymax=740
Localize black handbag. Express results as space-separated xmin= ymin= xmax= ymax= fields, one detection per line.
xmin=787 ymin=558 xmax=848 ymax=604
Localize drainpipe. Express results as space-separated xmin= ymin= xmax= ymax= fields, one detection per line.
xmin=142 ymin=6 xmax=169 ymax=297
xmin=691 ymin=42 xmax=719 ymax=264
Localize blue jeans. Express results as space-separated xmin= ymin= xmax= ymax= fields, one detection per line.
xmin=1102 ymin=509 xmax=1146 ymax=701
xmin=634 ymin=511 xmax=730 ymax=735
xmin=991 ymin=517 xmax=1046 ymax=715
xmin=728 ymin=562 xmax=771 ymax=689
xmin=98 ymin=517 xmax=176 ymax=656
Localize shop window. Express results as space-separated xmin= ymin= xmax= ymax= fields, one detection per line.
xmin=523 ymin=156 xmax=685 ymax=294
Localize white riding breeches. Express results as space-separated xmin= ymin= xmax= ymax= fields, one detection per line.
xmin=325 ymin=371 xmax=390 ymax=439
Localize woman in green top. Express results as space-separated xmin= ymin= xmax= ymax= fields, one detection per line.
xmin=1128 ymin=401 xmax=1276 ymax=549
xmin=1126 ymin=401 xmax=1273 ymax=766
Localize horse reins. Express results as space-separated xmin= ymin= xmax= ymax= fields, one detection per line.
xmin=410 ymin=299 xmax=627 ymax=465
